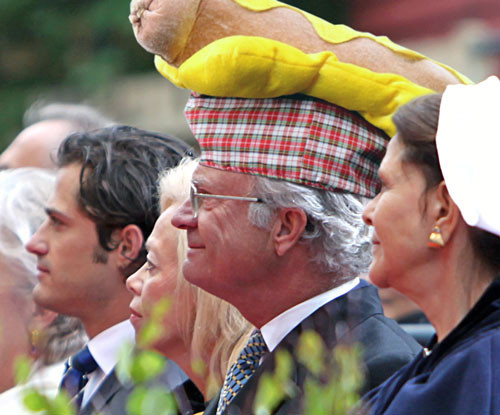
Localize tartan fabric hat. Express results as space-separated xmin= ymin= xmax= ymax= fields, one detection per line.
xmin=185 ymin=93 xmax=389 ymax=198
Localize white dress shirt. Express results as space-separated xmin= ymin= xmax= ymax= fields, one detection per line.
xmin=260 ymin=278 xmax=360 ymax=351
xmin=82 ymin=320 xmax=135 ymax=407
xmin=0 ymin=362 xmax=66 ymax=414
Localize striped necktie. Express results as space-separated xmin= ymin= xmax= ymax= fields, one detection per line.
xmin=59 ymin=345 xmax=98 ymax=409
xmin=217 ymin=330 xmax=268 ymax=415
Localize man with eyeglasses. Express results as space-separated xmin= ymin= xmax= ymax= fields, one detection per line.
xmin=171 ymin=92 xmax=423 ymax=414
xmin=148 ymin=3 xmax=468 ymax=414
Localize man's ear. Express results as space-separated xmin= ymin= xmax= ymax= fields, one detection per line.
xmin=273 ymin=208 xmax=308 ymax=256
xmin=428 ymin=181 xmax=461 ymax=245
xmin=116 ymin=224 xmax=144 ymax=266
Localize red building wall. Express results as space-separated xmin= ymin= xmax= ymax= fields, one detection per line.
xmin=350 ymin=0 xmax=500 ymax=40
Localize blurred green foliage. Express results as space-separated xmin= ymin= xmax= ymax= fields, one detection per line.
xmin=254 ymin=330 xmax=364 ymax=415
xmin=14 ymin=313 xmax=362 ymax=414
xmin=0 ymin=0 xmax=155 ymax=149
xmin=0 ymin=0 xmax=348 ymax=150
xmin=23 ymin=388 xmax=75 ymax=415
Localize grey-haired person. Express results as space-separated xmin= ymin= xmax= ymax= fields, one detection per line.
xmin=127 ymin=158 xmax=253 ymax=410
xmin=0 ymin=102 xmax=114 ymax=170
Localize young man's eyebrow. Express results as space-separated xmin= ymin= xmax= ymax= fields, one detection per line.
xmin=45 ymin=207 xmax=70 ymax=221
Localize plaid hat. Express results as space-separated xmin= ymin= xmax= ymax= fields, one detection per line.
xmin=185 ymin=94 xmax=388 ymax=198
xmin=147 ymin=2 xmax=468 ymax=197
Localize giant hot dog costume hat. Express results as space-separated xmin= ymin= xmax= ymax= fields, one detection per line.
xmin=130 ymin=0 xmax=470 ymax=197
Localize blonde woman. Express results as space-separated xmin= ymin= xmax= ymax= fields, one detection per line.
xmin=127 ymin=158 xmax=252 ymax=410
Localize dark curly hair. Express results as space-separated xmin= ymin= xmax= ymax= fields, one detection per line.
xmin=57 ymin=125 xmax=192 ymax=274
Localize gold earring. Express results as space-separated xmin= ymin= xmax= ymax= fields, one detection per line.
xmin=30 ymin=329 xmax=41 ymax=356
xmin=428 ymin=226 xmax=445 ymax=248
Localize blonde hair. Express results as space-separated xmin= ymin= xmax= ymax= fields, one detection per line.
xmin=158 ymin=158 xmax=252 ymax=398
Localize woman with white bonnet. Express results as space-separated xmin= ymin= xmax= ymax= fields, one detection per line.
xmin=359 ymin=76 xmax=500 ymax=414
xmin=0 ymin=168 xmax=86 ymax=412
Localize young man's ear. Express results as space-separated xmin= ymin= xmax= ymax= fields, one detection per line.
xmin=116 ymin=224 xmax=144 ymax=267
xmin=272 ymin=207 xmax=308 ymax=256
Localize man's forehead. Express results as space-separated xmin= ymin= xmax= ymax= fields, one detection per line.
xmin=55 ymin=163 xmax=81 ymax=190
xmin=50 ymin=164 xmax=84 ymax=214
xmin=193 ymin=164 xmax=254 ymax=188
xmin=0 ymin=120 xmax=75 ymax=170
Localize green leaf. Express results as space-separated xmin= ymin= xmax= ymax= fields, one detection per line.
xmin=126 ymin=385 xmax=146 ymax=415
xmin=22 ymin=386 xmax=76 ymax=414
xmin=137 ymin=298 xmax=170 ymax=348
xmin=129 ymin=350 xmax=166 ymax=383
xmin=47 ymin=392 xmax=76 ymax=415
xmin=254 ymin=350 xmax=297 ymax=415
xmin=254 ymin=374 xmax=285 ymax=415
xmin=126 ymin=385 xmax=178 ymax=415
xmin=191 ymin=357 xmax=207 ymax=378
xmin=274 ymin=350 xmax=294 ymax=386
xmin=14 ymin=355 xmax=32 ymax=384
xmin=23 ymin=388 xmax=49 ymax=411
xmin=296 ymin=330 xmax=325 ymax=376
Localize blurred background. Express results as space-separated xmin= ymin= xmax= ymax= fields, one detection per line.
xmin=2 ymin=0 xmax=500 ymax=149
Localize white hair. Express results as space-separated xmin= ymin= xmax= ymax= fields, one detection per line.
xmin=249 ymin=176 xmax=372 ymax=284
xmin=23 ymin=101 xmax=114 ymax=131
xmin=0 ymin=168 xmax=56 ymax=278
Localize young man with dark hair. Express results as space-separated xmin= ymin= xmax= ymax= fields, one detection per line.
xmin=27 ymin=125 xmax=192 ymax=414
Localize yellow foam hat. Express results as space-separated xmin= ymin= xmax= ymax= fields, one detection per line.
xmin=150 ymin=0 xmax=470 ymax=137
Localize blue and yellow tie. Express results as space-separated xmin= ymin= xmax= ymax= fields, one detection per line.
xmin=217 ymin=330 xmax=268 ymax=415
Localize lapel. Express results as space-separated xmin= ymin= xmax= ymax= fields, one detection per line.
xmin=79 ymin=368 xmax=129 ymax=415
xmin=202 ymin=394 xmax=220 ymax=415
xmin=223 ymin=281 xmax=379 ymax=414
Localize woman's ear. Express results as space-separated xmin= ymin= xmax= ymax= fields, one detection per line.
xmin=273 ymin=208 xmax=308 ymax=256
xmin=429 ymin=181 xmax=461 ymax=245
xmin=29 ymin=305 xmax=58 ymax=358
xmin=31 ymin=305 xmax=58 ymax=329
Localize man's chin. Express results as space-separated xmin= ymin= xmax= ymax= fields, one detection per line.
xmin=32 ymin=285 xmax=59 ymax=313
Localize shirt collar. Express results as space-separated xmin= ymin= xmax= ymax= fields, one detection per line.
xmin=261 ymin=278 xmax=360 ymax=352
xmin=87 ymin=320 xmax=135 ymax=375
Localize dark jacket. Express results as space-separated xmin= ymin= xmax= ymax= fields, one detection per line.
xmin=205 ymin=280 xmax=421 ymax=415
xmin=80 ymin=358 xmax=203 ymax=415
xmin=361 ymin=278 xmax=500 ymax=415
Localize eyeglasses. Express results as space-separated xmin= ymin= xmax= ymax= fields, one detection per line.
xmin=190 ymin=183 xmax=263 ymax=219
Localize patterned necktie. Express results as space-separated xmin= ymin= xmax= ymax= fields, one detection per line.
xmin=217 ymin=330 xmax=268 ymax=415
xmin=60 ymin=345 xmax=99 ymax=409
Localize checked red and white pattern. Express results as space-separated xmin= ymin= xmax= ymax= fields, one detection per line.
xmin=185 ymin=94 xmax=389 ymax=198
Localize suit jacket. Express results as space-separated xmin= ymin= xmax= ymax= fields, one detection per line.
xmin=205 ymin=281 xmax=421 ymax=415
xmin=80 ymin=358 xmax=200 ymax=415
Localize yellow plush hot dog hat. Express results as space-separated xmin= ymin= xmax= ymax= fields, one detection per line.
xmin=130 ymin=0 xmax=470 ymax=196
